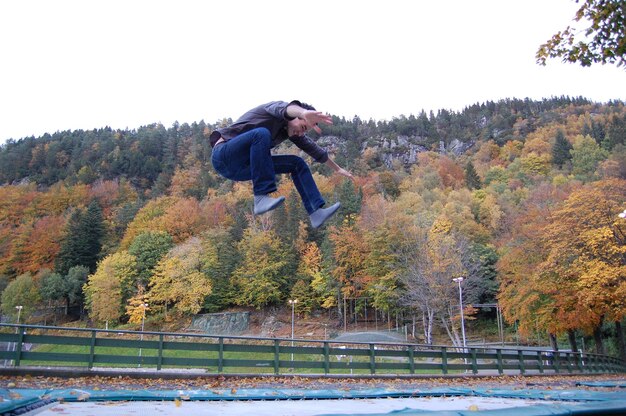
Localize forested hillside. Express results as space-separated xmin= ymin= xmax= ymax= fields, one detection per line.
xmin=0 ymin=96 xmax=625 ymax=359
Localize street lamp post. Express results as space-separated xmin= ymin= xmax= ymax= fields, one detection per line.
xmin=452 ymin=277 xmax=467 ymax=352
xmin=15 ymin=306 xmax=23 ymax=328
xmin=5 ymin=305 xmax=24 ymax=365
xmin=138 ymin=303 xmax=148 ymax=367
xmin=12 ymin=306 xmax=23 ymax=362
xmin=288 ymin=299 xmax=298 ymax=362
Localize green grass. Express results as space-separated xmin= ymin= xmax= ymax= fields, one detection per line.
xmin=20 ymin=342 xmax=444 ymax=375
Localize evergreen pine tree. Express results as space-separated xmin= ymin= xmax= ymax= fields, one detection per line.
xmin=55 ymin=209 xmax=84 ymax=276
xmin=603 ymin=114 xmax=626 ymax=150
xmin=81 ymin=200 xmax=105 ymax=271
xmin=290 ymin=279 xmax=315 ymax=317
xmin=202 ymin=229 xmax=239 ymax=312
xmin=55 ymin=200 xmax=105 ymax=275
xmin=552 ymin=129 xmax=573 ymax=168
xmin=465 ymin=161 xmax=482 ymax=190
xmin=336 ymin=179 xmax=362 ymax=221
xmin=275 ymin=189 xmax=306 ymax=288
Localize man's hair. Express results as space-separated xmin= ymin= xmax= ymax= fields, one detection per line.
xmin=300 ymin=102 xmax=316 ymax=111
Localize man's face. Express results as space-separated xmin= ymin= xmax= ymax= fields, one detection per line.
xmin=287 ymin=117 xmax=309 ymax=137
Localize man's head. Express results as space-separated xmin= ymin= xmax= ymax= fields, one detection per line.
xmin=287 ymin=102 xmax=316 ymax=137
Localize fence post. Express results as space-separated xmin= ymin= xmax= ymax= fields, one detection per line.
xmin=602 ymin=354 xmax=609 ymax=373
xmin=496 ymin=349 xmax=503 ymax=374
xmin=323 ymin=342 xmax=330 ymax=375
xmin=274 ymin=340 xmax=280 ymax=375
xmin=157 ymin=334 xmax=164 ymax=371
xmin=369 ymin=344 xmax=376 ymax=375
xmin=566 ymin=352 xmax=573 ymax=373
xmin=537 ymin=351 xmax=544 ymax=374
xmin=575 ymin=352 xmax=583 ymax=373
xmin=441 ymin=347 xmax=448 ymax=375
xmin=408 ymin=346 xmax=415 ymax=375
xmin=14 ymin=327 xmax=24 ymax=367
xmin=470 ymin=348 xmax=478 ymax=374
xmin=218 ymin=337 xmax=224 ymax=374
xmin=553 ymin=351 xmax=560 ymax=373
xmin=88 ymin=330 xmax=96 ymax=369
xmin=518 ymin=350 xmax=525 ymax=374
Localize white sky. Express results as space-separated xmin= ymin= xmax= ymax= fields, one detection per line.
xmin=0 ymin=0 xmax=624 ymax=144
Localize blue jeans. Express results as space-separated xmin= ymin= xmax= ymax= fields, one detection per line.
xmin=211 ymin=127 xmax=326 ymax=214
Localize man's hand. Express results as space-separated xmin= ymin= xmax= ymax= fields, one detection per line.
xmin=325 ymin=158 xmax=355 ymax=183
xmin=336 ymin=167 xmax=355 ymax=182
xmin=300 ymin=110 xmax=333 ymax=134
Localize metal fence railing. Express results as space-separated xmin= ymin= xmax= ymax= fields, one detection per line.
xmin=1 ymin=324 xmax=624 ymax=376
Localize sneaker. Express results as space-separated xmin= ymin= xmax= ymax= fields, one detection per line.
xmin=310 ymin=202 xmax=341 ymax=228
xmin=253 ymin=195 xmax=285 ymax=215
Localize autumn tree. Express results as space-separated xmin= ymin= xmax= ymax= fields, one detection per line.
xmin=119 ymin=196 xmax=177 ymax=249
xmin=302 ymin=239 xmax=336 ymax=310
xmin=148 ymin=237 xmax=212 ymax=317
xmin=231 ymin=229 xmax=289 ymax=309
xmin=125 ymin=288 xmax=150 ymax=326
xmin=398 ymin=217 xmax=473 ymax=346
xmin=539 ymin=179 xmax=626 ymax=356
xmin=537 ymin=0 xmax=626 ymax=67
xmin=364 ymin=225 xmax=400 ymax=318
xmin=9 ymin=215 xmax=65 ymax=275
xmin=329 ymin=222 xmax=371 ymax=312
xmin=83 ymin=251 xmax=138 ymax=324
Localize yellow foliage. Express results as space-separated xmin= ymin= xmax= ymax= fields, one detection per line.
xmin=126 ymin=291 xmax=149 ymax=325
xmin=120 ymin=196 xmax=177 ymax=248
xmin=84 ymin=251 xmax=138 ymax=324
xmin=148 ymin=237 xmax=212 ymax=316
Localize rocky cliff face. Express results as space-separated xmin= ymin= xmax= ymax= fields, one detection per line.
xmin=317 ymin=135 xmax=475 ymax=169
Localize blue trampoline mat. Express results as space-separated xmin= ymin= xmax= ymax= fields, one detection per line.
xmin=1 ymin=382 xmax=626 ymax=416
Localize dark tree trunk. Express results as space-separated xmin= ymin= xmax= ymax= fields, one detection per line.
xmin=549 ymin=333 xmax=558 ymax=351
xmin=593 ymin=325 xmax=605 ymax=355
xmin=616 ymin=320 xmax=626 ymax=362
xmin=567 ymin=329 xmax=578 ymax=352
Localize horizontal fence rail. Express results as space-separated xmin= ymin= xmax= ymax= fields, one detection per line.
xmin=0 ymin=324 xmax=624 ymax=376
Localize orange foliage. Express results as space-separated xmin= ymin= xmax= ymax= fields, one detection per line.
xmin=9 ymin=215 xmax=65 ymax=275
xmin=34 ymin=183 xmax=90 ymax=216
xmin=120 ymin=196 xmax=177 ymax=248
xmin=521 ymin=136 xmax=552 ymax=158
xmin=0 ymin=184 xmax=38 ymax=226
xmin=200 ymin=196 xmax=234 ymax=229
xmin=90 ymin=179 xmax=138 ymax=218
xmin=161 ymin=198 xmax=207 ymax=243
xmin=169 ymin=165 xmax=202 ymax=198
xmin=329 ymin=224 xmax=372 ymax=298
xmin=437 ymin=156 xmax=465 ymax=189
